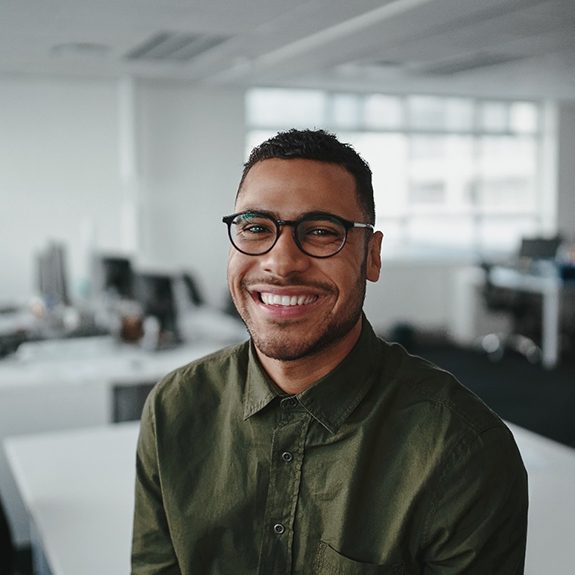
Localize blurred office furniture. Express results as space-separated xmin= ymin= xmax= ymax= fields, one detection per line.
xmin=0 ymin=247 xmax=246 ymax=548
xmin=0 ymin=497 xmax=14 ymax=575
xmin=4 ymin=425 xmax=138 ymax=575
xmin=181 ymin=272 xmax=204 ymax=306
xmin=517 ymin=237 xmax=563 ymax=262
xmin=91 ymin=256 xmax=208 ymax=348
xmin=479 ymin=236 xmax=572 ymax=368
xmin=111 ymin=381 xmax=155 ymax=423
xmin=133 ymin=272 xmax=180 ymax=347
xmin=4 ymin=421 xmax=575 ymax=575
xmin=36 ymin=242 xmax=69 ymax=309
xmin=92 ymin=255 xmax=135 ymax=300
xmin=0 ymin=312 xmax=246 ymax=548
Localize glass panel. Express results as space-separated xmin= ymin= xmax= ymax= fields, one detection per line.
xmin=476 ymin=178 xmax=537 ymax=211
xmin=476 ymin=136 xmax=537 ymax=209
xmin=246 ymin=88 xmax=326 ymax=128
xmin=409 ymin=181 xmax=445 ymax=205
xmin=407 ymin=96 xmax=446 ymax=130
xmin=444 ymin=98 xmax=474 ymax=131
xmin=479 ymin=101 xmax=509 ymax=132
xmin=363 ymin=95 xmax=404 ymax=129
xmin=477 ymin=215 xmax=540 ymax=253
xmin=245 ymin=89 xmax=542 ymax=254
xmin=408 ymin=135 xmax=474 ymax=210
xmin=342 ymin=132 xmax=409 ymax=219
xmin=406 ymin=215 xmax=475 ymax=250
xmin=406 ymin=96 xmax=472 ymax=131
xmin=377 ymin=218 xmax=404 ymax=244
xmin=331 ymin=94 xmax=361 ymax=129
xmin=409 ymin=136 xmax=445 ymax=160
xmin=478 ymin=136 xmax=537 ymax=167
xmin=509 ymin=102 xmax=538 ymax=134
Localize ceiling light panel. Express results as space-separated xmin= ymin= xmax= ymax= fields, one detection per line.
xmin=126 ymin=31 xmax=230 ymax=62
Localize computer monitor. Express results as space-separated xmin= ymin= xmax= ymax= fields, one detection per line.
xmin=36 ymin=242 xmax=69 ymax=306
xmin=182 ymin=272 xmax=204 ymax=306
xmin=519 ymin=237 xmax=562 ymax=261
xmin=95 ymin=256 xmax=134 ymax=299
xmin=133 ymin=273 xmax=180 ymax=343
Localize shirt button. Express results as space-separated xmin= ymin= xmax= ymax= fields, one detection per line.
xmin=273 ymin=523 xmax=285 ymax=535
xmin=281 ymin=397 xmax=298 ymax=409
xmin=281 ymin=451 xmax=293 ymax=463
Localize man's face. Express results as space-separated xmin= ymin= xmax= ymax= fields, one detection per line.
xmin=227 ymin=158 xmax=382 ymax=362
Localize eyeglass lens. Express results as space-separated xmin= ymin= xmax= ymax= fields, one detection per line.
xmin=229 ymin=212 xmax=347 ymax=257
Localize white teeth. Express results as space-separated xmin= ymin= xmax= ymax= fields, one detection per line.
xmin=260 ymin=293 xmax=317 ymax=306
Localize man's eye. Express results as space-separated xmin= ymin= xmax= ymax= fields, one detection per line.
xmin=301 ymin=221 xmax=343 ymax=238
xmin=243 ymin=224 xmax=270 ymax=234
xmin=236 ymin=219 xmax=275 ymax=237
xmin=308 ymin=226 xmax=338 ymax=236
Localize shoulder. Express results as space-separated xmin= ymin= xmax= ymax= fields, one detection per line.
xmin=370 ymin=340 xmax=523 ymax=477
xmin=147 ymin=340 xmax=250 ymax=416
xmin=379 ymin=339 xmax=506 ymax=436
xmin=374 ymin=339 xmax=526 ymax=494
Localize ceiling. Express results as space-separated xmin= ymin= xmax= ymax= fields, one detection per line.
xmin=2 ymin=0 xmax=575 ymax=100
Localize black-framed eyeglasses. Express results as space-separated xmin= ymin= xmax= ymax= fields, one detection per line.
xmin=222 ymin=210 xmax=374 ymax=258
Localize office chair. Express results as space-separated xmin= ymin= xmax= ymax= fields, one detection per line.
xmin=479 ymin=235 xmax=562 ymax=363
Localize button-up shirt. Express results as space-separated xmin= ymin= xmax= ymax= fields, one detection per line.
xmin=132 ymin=318 xmax=528 ymax=574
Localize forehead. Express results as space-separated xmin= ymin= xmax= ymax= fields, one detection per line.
xmin=236 ymin=158 xmax=362 ymax=217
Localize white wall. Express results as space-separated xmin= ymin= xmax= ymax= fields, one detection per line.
xmin=364 ymin=255 xmax=475 ymax=336
xmin=0 ymin=76 xmax=125 ymax=302
xmin=0 ymin=76 xmax=245 ymax=307
xmin=136 ymin=81 xmax=245 ymax=306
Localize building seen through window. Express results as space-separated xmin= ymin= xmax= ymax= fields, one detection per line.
xmin=246 ymin=88 xmax=543 ymax=256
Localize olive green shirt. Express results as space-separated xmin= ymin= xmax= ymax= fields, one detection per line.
xmin=132 ymin=318 xmax=528 ymax=574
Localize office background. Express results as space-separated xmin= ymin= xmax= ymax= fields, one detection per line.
xmin=1 ymin=0 xmax=575 ymax=338
xmin=1 ymin=1 xmax=575 ymax=573
xmin=1 ymin=78 xmax=575 ymax=335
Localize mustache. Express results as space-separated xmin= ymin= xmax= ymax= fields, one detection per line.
xmin=241 ymin=276 xmax=334 ymax=292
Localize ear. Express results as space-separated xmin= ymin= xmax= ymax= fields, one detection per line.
xmin=366 ymin=231 xmax=383 ymax=282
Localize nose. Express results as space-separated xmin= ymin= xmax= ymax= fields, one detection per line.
xmin=259 ymin=225 xmax=310 ymax=277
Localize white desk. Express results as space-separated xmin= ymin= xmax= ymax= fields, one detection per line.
xmin=488 ymin=265 xmax=574 ymax=369
xmin=489 ymin=266 xmax=560 ymax=368
xmin=5 ymin=424 xmax=138 ymax=575
xmin=0 ymin=308 xmax=247 ymax=546
xmin=5 ymin=422 xmax=575 ymax=575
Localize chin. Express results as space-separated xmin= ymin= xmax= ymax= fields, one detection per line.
xmin=251 ymin=317 xmax=358 ymax=362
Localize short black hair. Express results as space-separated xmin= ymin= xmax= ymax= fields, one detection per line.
xmin=238 ymin=129 xmax=375 ymax=224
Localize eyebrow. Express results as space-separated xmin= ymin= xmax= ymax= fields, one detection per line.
xmin=235 ymin=209 xmax=349 ymax=221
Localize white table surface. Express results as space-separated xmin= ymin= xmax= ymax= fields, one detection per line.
xmin=5 ymin=421 xmax=575 ymax=575
xmin=5 ymin=423 xmax=139 ymax=575
xmin=0 ymin=308 xmax=247 ymax=546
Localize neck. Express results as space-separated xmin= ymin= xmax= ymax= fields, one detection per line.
xmin=255 ymin=320 xmax=363 ymax=395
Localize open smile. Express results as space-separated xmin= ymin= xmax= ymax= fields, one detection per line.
xmin=259 ymin=292 xmax=319 ymax=306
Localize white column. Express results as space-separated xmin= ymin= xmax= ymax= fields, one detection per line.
xmin=118 ymin=76 xmax=140 ymax=254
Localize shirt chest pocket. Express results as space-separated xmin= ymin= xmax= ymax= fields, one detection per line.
xmin=314 ymin=542 xmax=405 ymax=575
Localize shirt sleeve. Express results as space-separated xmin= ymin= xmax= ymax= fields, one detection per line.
xmin=421 ymin=424 xmax=528 ymax=574
xmin=131 ymin=392 xmax=181 ymax=575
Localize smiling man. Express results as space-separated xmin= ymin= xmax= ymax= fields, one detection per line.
xmin=132 ymin=129 xmax=528 ymax=574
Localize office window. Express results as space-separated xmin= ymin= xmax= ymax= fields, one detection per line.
xmin=364 ymin=95 xmax=403 ymax=129
xmin=246 ymin=89 xmax=543 ymax=255
xmin=247 ymin=88 xmax=326 ymax=129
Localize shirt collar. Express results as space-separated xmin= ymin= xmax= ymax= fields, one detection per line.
xmin=242 ymin=344 xmax=279 ymax=420
xmin=243 ymin=316 xmax=382 ymax=434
